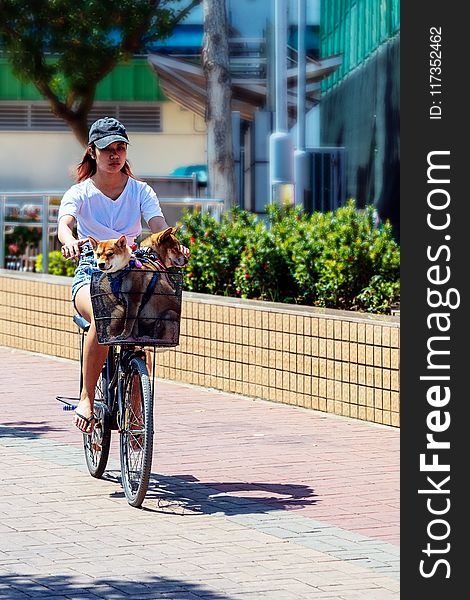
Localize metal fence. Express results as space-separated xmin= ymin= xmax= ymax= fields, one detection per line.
xmin=0 ymin=192 xmax=224 ymax=274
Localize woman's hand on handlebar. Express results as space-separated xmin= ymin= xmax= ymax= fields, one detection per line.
xmin=61 ymin=238 xmax=89 ymax=260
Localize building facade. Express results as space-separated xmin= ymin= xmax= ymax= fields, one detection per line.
xmin=320 ymin=0 xmax=400 ymax=233
xmin=0 ymin=57 xmax=206 ymax=192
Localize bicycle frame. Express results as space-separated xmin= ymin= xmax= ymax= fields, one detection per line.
xmin=72 ymin=318 xmax=158 ymax=506
xmin=114 ymin=346 xmax=148 ymax=432
xmin=80 ymin=336 xmax=153 ymax=433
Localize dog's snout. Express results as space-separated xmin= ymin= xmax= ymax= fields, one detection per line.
xmin=98 ymin=262 xmax=106 ymax=270
xmin=173 ymin=255 xmax=188 ymax=267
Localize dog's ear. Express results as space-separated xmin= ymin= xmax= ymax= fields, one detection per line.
xmin=115 ymin=235 xmax=128 ymax=249
xmin=170 ymin=226 xmax=178 ymax=236
xmin=88 ymin=235 xmax=99 ymax=250
xmin=155 ymin=227 xmax=174 ymax=242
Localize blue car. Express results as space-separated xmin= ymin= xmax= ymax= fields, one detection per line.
xmin=169 ymin=164 xmax=208 ymax=185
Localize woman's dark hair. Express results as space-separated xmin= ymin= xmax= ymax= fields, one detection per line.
xmin=76 ymin=144 xmax=137 ymax=182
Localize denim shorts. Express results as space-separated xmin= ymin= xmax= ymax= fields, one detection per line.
xmin=71 ymin=242 xmax=100 ymax=309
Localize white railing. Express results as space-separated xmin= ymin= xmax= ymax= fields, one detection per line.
xmin=0 ymin=192 xmax=61 ymax=274
xmin=0 ymin=192 xmax=224 ymax=273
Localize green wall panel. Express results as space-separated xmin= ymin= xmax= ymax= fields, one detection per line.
xmin=0 ymin=58 xmax=42 ymax=100
xmin=321 ymin=0 xmax=400 ymax=90
xmin=0 ymin=57 xmax=166 ymax=102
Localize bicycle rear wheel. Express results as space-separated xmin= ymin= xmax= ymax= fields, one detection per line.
xmin=83 ymin=363 xmax=112 ymax=478
xmin=120 ymin=355 xmax=153 ymax=507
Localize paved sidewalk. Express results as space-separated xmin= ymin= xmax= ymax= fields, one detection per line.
xmin=0 ymin=346 xmax=399 ymax=599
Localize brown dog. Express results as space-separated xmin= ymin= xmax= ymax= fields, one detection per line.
xmin=88 ymin=231 xmax=185 ymax=343
xmin=140 ymin=227 xmax=188 ymax=268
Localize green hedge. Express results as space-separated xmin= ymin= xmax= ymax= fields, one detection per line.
xmin=37 ymin=201 xmax=400 ymax=314
xmin=35 ymin=251 xmax=76 ymax=277
xmin=177 ymin=201 xmax=400 ymax=314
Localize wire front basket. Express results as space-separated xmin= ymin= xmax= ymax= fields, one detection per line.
xmin=90 ymin=269 xmax=183 ymax=346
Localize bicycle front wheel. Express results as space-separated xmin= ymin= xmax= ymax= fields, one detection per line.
xmin=120 ymin=355 xmax=153 ymax=507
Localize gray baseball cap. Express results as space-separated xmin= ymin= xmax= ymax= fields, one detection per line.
xmin=88 ymin=117 xmax=130 ymax=149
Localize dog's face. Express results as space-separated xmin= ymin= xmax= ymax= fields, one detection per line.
xmin=141 ymin=227 xmax=188 ymax=268
xmin=88 ymin=235 xmax=133 ymax=273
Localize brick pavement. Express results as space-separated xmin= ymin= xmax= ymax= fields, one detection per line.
xmin=0 ymin=346 xmax=399 ymax=599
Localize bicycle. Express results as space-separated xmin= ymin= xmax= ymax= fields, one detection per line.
xmin=57 ymin=262 xmax=183 ymax=508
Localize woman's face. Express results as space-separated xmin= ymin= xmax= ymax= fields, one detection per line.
xmin=91 ymin=142 xmax=128 ymax=174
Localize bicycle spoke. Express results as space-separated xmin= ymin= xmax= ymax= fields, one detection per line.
xmin=123 ymin=375 xmax=146 ymax=490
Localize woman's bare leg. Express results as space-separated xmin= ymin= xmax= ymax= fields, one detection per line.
xmin=74 ymin=284 xmax=108 ymax=433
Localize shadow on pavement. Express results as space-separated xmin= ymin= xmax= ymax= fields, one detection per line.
xmin=0 ymin=425 xmax=317 ymax=515
xmin=104 ymin=470 xmax=317 ymax=516
xmin=0 ymin=573 xmax=232 ymax=599
xmin=0 ymin=421 xmax=66 ymax=436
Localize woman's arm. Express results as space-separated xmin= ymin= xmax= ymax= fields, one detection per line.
xmin=58 ymin=215 xmax=88 ymax=260
xmin=148 ymin=215 xmax=170 ymax=234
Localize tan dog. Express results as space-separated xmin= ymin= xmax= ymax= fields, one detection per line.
xmin=88 ymin=235 xmax=133 ymax=273
xmin=88 ymin=232 xmax=183 ymax=343
xmin=140 ymin=227 xmax=188 ymax=268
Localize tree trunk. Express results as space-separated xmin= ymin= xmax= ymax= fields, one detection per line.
xmin=202 ymin=0 xmax=236 ymax=209
xmin=64 ymin=116 xmax=89 ymax=147
xmin=51 ymin=105 xmax=89 ymax=146
xmin=35 ymin=80 xmax=91 ymax=146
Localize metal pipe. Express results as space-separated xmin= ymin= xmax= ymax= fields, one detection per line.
xmin=297 ymin=0 xmax=306 ymax=150
xmin=275 ymin=0 xmax=288 ymax=132
xmin=294 ymin=0 xmax=310 ymax=208
xmin=41 ymin=195 xmax=49 ymax=274
xmin=0 ymin=195 xmax=5 ymax=269
xmin=269 ymin=0 xmax=294 ymax=204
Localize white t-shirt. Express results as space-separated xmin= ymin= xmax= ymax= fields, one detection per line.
xmin=58 ymin=177 xmax=164 ymax=244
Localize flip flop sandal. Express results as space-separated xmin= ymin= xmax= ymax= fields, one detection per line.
xmin=74 ymin=412 xmax=97 ymax=434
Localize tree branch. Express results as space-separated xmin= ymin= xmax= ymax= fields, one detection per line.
xmin=76 ymin=87 xmax=97 ymax=120
xmin=121 ymin=0 xmax=162 ymax=54
xmin=169 ymin=0 xmax=202 ymax=28
xmin=0 ymin=10 xmax=22 ymax=41
xmin=0 ymin=0 xmax=198 ymax=146
xmin=35 ymin=79 xmax=66 ymax=117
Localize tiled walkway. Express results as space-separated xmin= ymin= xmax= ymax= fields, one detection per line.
xmin=0 ymin=346 xmax=399 ymax=599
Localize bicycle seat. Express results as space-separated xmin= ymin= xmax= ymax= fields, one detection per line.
xmin=73 ymin=313 xmax=90 ymax=332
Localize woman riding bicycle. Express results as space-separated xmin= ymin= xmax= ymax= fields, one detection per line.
xmin=58 ymin=117 xmax=186 ymax=434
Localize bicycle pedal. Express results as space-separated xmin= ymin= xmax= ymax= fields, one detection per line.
xmin=56 ymin=396 xmax=79 ymax=410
